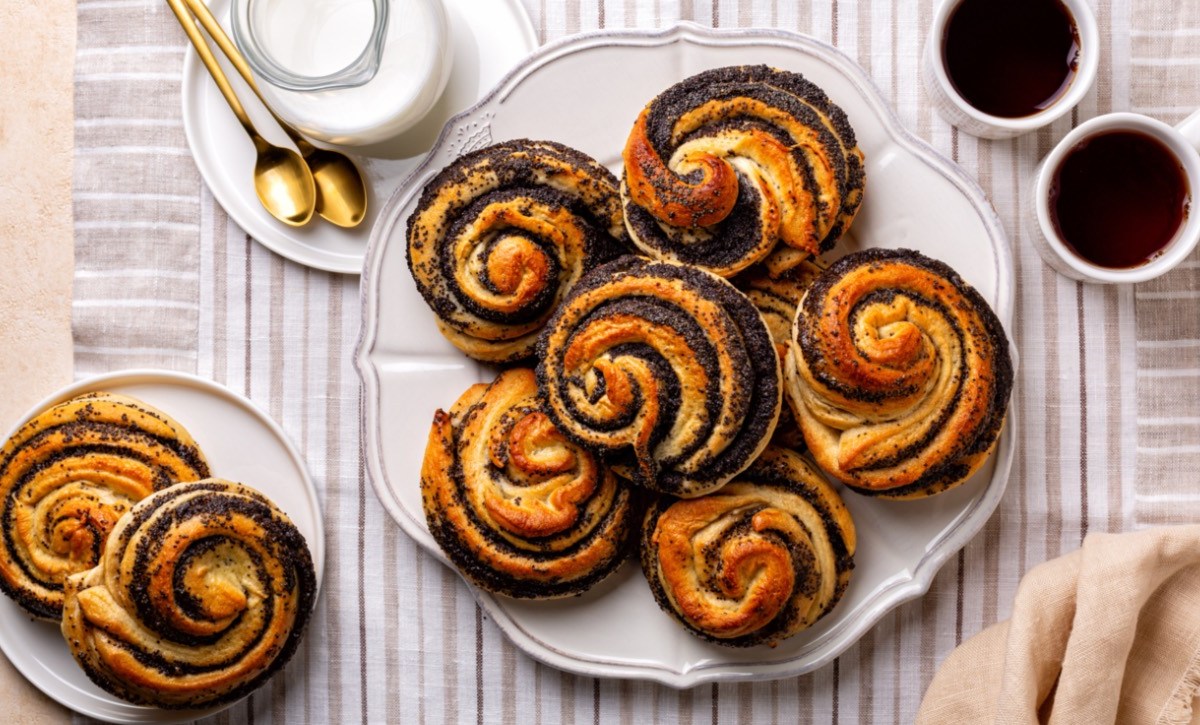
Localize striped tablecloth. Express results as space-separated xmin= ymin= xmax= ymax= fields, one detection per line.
xmin=60 ymin=0 xmax=1199 ymax=722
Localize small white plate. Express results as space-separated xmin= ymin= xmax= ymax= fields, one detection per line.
xmin=356 ymin=24 xmax=1017 ymax=686
xmin=182 ymin=0 xmax=537 ymax=274
xmin=0 ymin=370 xmax=325 ymax=723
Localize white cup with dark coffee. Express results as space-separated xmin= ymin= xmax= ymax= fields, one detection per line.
xmin=1029 ymin=111 xmax=1200 ymax=283
xmin=923 ymin=0 xmax=1099 ymax=139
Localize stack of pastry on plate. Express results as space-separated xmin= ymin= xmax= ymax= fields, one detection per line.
xmin=0 ymin=392 xmax=317 ymax=708
xmin=410 ymin=65 xmax=1014 ymax=648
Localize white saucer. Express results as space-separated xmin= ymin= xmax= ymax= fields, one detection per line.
xmin=0 ymin=370 xmax=325 ymax=723
xmin=182 ymin=0 xmax=537 ymax=274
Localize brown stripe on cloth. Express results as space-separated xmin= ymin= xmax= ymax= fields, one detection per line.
xmin=1104 ymin=284 xmax=1129 ymax=534
xmin=738 ymin=0 xmax=752 ymax=27
xmin=856 ymin=0 xmax=871 ymax=78
xmin=383 ymin=482 xmax=401 ymax=725
xmin=323 ymin=283 xmax=346 ymax=723
xmin=417 ymin=551 xmax=429 ymax=725
xmin=1033 ymin=124 xmax=1067 ymax=561
xmin=1006 ymin=147 xmax=1034 ymax=572
xmin=890 ymin=0 xmax=899 ymax=109
xmin=476 ymin=606 xmax=485 ymax=725
xmin=856 ymin=630 xmax=875 ymax=723
xmin=797 ymin=668 xmax=814 ymax=724
xmin=916 ymin=0 xmax=934 ymax=141
xmin=501 ymin=636 xmax=518 ymax=724
xmin=534 ymin=663 xmax=545 ymax=725
xmin=298 ymin=267 xmax=313 ymax=725
xmin=441 ymin=566 xmax=461 ymax=724
xmin=560 ymin=671 xmax=577 ymax=725
xmin=737 ymin=681 xmax=752 ymax=722
xmin=832 ymin=658 xmax=840 ymax=723
xmin=618 ymin=680 xmax=632 ymax=725
xmin=358 ymin=429 xmax=370 ymax=722
xmin=1077 ymin=283 xmax=1090 ymax=541
xmin=267 ymin=252 xmax=287 ymax=725
xmin=678 ymin=683 xmax=694 ymax=725
xmin=891 ymin=611 xmax=904 ymax=724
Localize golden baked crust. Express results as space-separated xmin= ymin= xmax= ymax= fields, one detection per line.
xmin=60 ymin=479 xmax=317 ymax=709
xmin=421 ymin=369 xmax=637 ymax=599
xmin=640 ymin=446 xmax=855 ymax=647
xmin=735 ymin=260 xmax=824 ymax=455
xmin=406 ymin=139 xmax=629 ymax=363
xmin=786 ymin=248 xmax=1014 ymax=499
xmin=537 ymin=256 xmax=781 ymax=498
xmin=0 ymin=392 xmax=210 ymax=620
xmin=621 ymin=65 xmax=864 ymax=278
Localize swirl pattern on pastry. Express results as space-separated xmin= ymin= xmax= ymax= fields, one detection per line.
xmin=786 ymin=248 xmax=1014 ymax=499
xmin=61 ymin=479 xmax=317 ymax=709
xmin=536 ymin=256 xmax=781 ymax=498
xmin=621 ymin=65 xmax=865 ymax=278
xmin=407 ymin=139 xmax=629 ymax=362
xmin=422 ymin=368 xmax=636 ymax=599
xmin=735 ymin=260 xmax=824 ymax=454
xmin=0 ymin=392 xmax=210 ymax=620
xmin=640 ymin=446 xmax=855 ymax=647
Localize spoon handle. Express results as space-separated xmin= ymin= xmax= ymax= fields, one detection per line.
xmin=183 ymin=0 xmax=314 ymax=154
xmin=165 ymin=0 xmax=260 ymax=144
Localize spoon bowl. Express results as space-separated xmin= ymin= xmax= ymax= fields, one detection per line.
xmin=306 ymin=147 xmax=368 ymax=228
xmin=254 ymin=143 xmax=318 ymax=227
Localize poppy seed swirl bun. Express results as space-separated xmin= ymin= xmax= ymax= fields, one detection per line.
xmin=407 ymin=139 xmax=629 ymax=363
xmin=537 ymin=256 xmax=781 ymax=498
xmin=0 ymin=392 xmax=210 ymax=620
xmin=787 ymin=248 xmax=1014 ymax=499
xmin=61 ymin=479 xmax=317 ymax=709
xmin=421 ymin=369 xmax=637 ymax=599
xmin=621 ymin=65 xmax=865 ymax=278
xmin=641 ymin=446 xmax=855 ymax=647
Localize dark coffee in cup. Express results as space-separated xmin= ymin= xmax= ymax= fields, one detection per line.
xmin=1049 ymin=130 xmax=1190 ymax=269
xmin=942 ymin=0 xmax=1079 ymax=118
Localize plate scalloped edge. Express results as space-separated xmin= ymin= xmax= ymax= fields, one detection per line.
xmin=354 ymin=21 xmax=1020 ymax=687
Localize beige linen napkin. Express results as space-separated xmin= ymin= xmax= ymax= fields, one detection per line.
xmin=917 ymin=525 xmax=1200 ymax=724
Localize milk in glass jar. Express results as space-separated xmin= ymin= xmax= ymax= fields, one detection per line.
xmin=232 ymin=0 xmax=453 ymax=147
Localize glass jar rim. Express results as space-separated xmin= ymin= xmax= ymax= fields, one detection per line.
xmin=231 ymin=0 xmax=389 ymax=91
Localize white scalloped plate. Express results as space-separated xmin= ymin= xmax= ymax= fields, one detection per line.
xmin=355 ymin=24 xmax=1017 ymax=687
xmin=0 ymin=370 xmax=325 ymax=722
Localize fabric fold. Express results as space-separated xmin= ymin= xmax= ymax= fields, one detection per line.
xmin=918 ymin=525 xmax=1200 ymax=724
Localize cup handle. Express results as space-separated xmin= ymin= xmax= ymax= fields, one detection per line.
xmin=1176 ymin=109 xmax=1200 ymax=151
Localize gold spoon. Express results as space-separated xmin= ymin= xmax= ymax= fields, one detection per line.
xmin=167 ymin=0 xmax=315 ymax=227
xmin=185 ymin=0 xmax=368 ymax=228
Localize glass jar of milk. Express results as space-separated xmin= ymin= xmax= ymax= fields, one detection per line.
xmin=232 ymin=0 xmax=453 ymax=147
